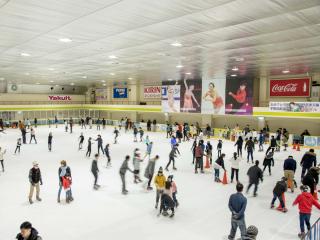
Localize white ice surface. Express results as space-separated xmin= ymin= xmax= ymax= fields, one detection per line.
xmin=0 ymin=125 xmax=318 ymax=240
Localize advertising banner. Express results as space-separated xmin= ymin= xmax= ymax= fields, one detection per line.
xmin=269 ymin=102 xmax=320 ymax=112
xmin=95 ymin=88 xmax=107 ymax=100
xmin=225 ymin=76 xmax=253 ymax=115
xmin=113 ymin=88 xmax=128 ymax=99
xmin=144 ymin=86 xmax=161 ymax=98
xmin=269 ymin=78 xmax=310 ymax=97
xmin=304 ymin=136 xmax=320 ymax=148
xmin=161 ymin=81 xmax=180 ymax=113
xmin=180 ymin=78 xmax=202 ymax=113
xmin=48 ymin=95 xmax=72 ymax=101
xmin=201 ymin=78 xmax=225 ymax=114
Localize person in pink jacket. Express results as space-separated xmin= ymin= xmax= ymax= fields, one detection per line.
xmin=292 ymin=185 xmax=320 ymax=238
xmin=168 ymin=175 xmax=179 ymax=207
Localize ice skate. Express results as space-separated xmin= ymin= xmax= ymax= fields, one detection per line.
xmin=36 ymin=197 xmax=42 ymax=202
xmin=29 ymin=198 xmax=33 ymax=204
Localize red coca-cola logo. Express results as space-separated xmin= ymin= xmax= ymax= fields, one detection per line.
xmin=271 ymin=83 xmax=298 ymax=93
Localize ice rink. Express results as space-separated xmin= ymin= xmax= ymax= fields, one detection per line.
xmin=0 ymin=125 xmax=317 ymax=240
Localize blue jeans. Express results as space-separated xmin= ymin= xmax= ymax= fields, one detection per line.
xmin=247 ymin=150 xmax=253 ymax=162
xmin=299 ymin=213 xmax=311 ymax=233
xmin=214 ymin=169 xmax=220 ymax=180
xmin=271 ymin=193 xmax=284 ymax=208
xmin=58 ymin=183 xmax=72 ymax=200
xmin=229 ymin=217 xmax=246 ymax=239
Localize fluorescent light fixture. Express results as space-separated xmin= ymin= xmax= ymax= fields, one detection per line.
xmin=167 ymin=78 xmax=173 ymax=81
xmin=21 ymin=52 xmax=30 ymax=57
xmin=128 ymin=77 xmax=133 ymax=80
xmin=82 ymin=76 xmax=87 ymax=79
xmin=50 ymin=80 xmax=54 ymax=83
xmin=186 ymin=72 xmax=191 ymax=75
xmin=55 ymin=85 xmax=59 ymax=87
xmin=232 ymin=67 xmax=239 ymax=71
xmin=235 ymin=57 xmax=244 ymax=62
xmin=231 ymin=74 xmax=237 ymax=77
xmin=282 ymin=70 xmax=290 ymax=74
xmin=48 ymin=68 xmax=55 ymax=71
xmin=257 ymin=116 xmax=265 ymax=120
xmin=0 ymin=77 xmax=5 ymax=81
xmin=59 ymin=38 xmax=72 ymax=43
xmin=171 ymin=42 xmax=182 ymax=47
xmin=101 ymin=80 xmax=105 ymax=83
xmin=176 ymin=64 xmax=184 ymax=68
xmin=102 ymin=84 xmax=106 ymax=86
xmin=36 ymin=82 xmax=40 ymax=85
xmin=70 ymin=83 xmax=75 ymax=86
xmin=110 ymin=73 xmax=115 ymax=76
xmin=25 ymin=73 xmax=30 ymax=75
xmin=108 ymin=55 xmax=117 ymax=59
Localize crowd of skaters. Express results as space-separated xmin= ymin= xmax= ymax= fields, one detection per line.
xmin=0 ymin=117 xmax=319 ymax=239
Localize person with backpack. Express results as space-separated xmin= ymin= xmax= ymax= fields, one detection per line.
xmin=245 ymin=137 xmax=255 ymax=164
xmin=230 ymin=152 xmax=241 ymax=183
xmin=263 ymin=152 xmax=274 ymax=176
xmin=194 ymin=142 xmax=204 ymax=174
xmin=270 ymin=177 xmax=288 ymax=212
xmin=214 ymin=153 xmax=226 ymax=182
xmin=246 ymin=160 xmax=263 ymax=197
xmin=293 ymin=185 xmax=320 ymax=239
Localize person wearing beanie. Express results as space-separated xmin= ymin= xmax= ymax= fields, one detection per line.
xmin=154 ymin=167 xmax=166 ymax=209
xmin=241 ymin=225 xmax=258 ymax=240
xmin=300 ymin=149 xmax=317 ymax=181
xmin=16 ymin=221 xmax=42 ymax=240
xmin=246 ymin=160 xmax=263 ymax=197
xmin=270 ymin=177 xmax=288 ymax=212
xmin=144 ymin=155 xmax=160 ymax=190
xmin=283 ymin=155 xmax=297 ymax=193
xmin=28 ymin=161 xmax=42 ymax=204
xmin=293 ymin=185 xmax=320 ymax=238
xmin=263 ymin=152 xmax=274 ymax=176
xmin=228 ymin=183 xmax=247 ymax=240
xmin=119 ymin=155 xmax=133 ymax=195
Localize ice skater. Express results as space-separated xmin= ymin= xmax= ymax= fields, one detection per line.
xmin=58 ymin=160 xmax=73 ymax=203
xmin=139 ymin=127 xmax=144 ymax=142
xmin=270 ymin=177 xmax=287 ymax=212
xmin=28 ymin=161 xmax=42 ymax=204
xmin=205 ymin=141 xmax=213 ymax=165
xmin=155 ymin=167 xmax=166 ymax=208
xmin=133 ymin=148 xmax=143 ymax=183
xmin=0 ymin=147 xmax=6 ymax=172
xmin=213 ymin=153 xmax=226 ymax=182
xmin=48 ymin=132 xmax=53 ymax=152
xmin=234 ymin=136 xmax=243 ymax=157
xmin=191 ymin=138 xmax=197 ymax=164
xmin=143 ymin=141 xmax=153 ymax=160
xmin=133 ymin=126 xmax=138 ymax=142
xmin=96 ymin=118 xmax=101 ymax=130
xmin=64 ymin=120 xmax=68 ymax=132
xmin=29 ymin=127 xmax=37 ymax=144
xmin=266 ymin=135 xmax=277 ymax=155
xmin=245 ymin=137 xmax=255 ymax=163
xmin=246 ymin=160 xmax=263 ymax=197
xmin=158 ymin=182 xmax=175 ymax=218
xmin=144 ymin=155 xmax=160 ymax=190
xmin=113 ymin=127 xmax=119 ymax=144
xmin=86 ymin=137 xmax=93 ymax=157
xmin=104 ymin=144 xmax=111 ymax=167
xmin=78 ymin=133 xmax=84 ymax=150
xmin=217 ymin=139 xmax=223 ymax=157
xmin=262 ymin=152 xmax=274 ymax=176
xmin=15 ymin=138 xmax=22 ymax=154
xmin=167 ymin=175 xmax=178 ymax=207
xmin=69 ymin=117 xmax=73 ymax=133
xmin=258 ymin=130 xmax=265 ymax=152
xmin=119 ymin=155 xmax=133 ymax=194
xmin=230 ymin=152 xmax=241 ymax=183
xmin=194 ymin=142 xmax=204 ymax=174
xmin=165 ymin=144 xmax=179 ymax=171
xmin=91 ymin=154 xmax=100 ymax=190
xmin=16 ymin=221 xmax=42 ymax=240
xmin=95 ymin=135 xmax=104 ymax=155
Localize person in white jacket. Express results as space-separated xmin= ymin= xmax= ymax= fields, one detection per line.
xmin=230 ymin=152 xmax=241 ymax=183
xmin=133 ymin=148 xmax=143 ymax=183
xmin=0 ymin=147 xmax=6 ymax=172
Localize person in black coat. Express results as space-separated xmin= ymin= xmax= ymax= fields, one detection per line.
xmin=16 ymin=221 xmax=42 ymax=240
xmin=302 ymin=167 xmax=319 ymax=195
xmin=246 ymin=160 xmax=263 ymax=197
xmin=58 ymin=160 xmax=72 ymax=203
xmin=266 ymin=135 xmax=277 ymax=155
xmin=300 ymin=149 xmax=317 ymax=181
xmin=245 ymin=137 xmax=255 ymax=163
xmin=91 ymin=154 xmax=100 ymax=189
xmin=270 ymin=177 xmax=287 ymax=212
xmin=234 ymin=136 xmax=243 ymax=157
xmin=263 ymin=152 xmax=274 ymax=176
xmin=28 ymin=162 xmax=42 ymax=204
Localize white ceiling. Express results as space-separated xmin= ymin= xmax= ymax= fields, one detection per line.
xmin=0 ymin=0 xmax=320 ymax=87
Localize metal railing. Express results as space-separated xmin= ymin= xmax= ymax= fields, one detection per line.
xmin=0 ymin=100 xmax=161 ymax=105
xmin=304 ymin=217 xmax=320 ymax=240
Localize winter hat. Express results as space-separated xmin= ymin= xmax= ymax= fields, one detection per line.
xmin=158 ymin=167 xmax=163 ymax=173
xmin=300 ymin=185 xmax=309 ymax=192
xmin=32 ymin=161 xmax=38 ymax=166
xmin=246 ymin=225 xmax=258 ymax=237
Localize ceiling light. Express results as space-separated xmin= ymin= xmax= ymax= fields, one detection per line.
xmin=167 ymin=78 xmax=173 ymax=81
xmin=0 ymin=77 xmax=5 ymax=81
xmin=109 ymin=55 xmax=117 ymax=59
xmin=25 ymin=73 xmax=30 ymax=75
xmin=103 ymin=84 xmax=106 ymax=86
xmin=82 ymin=76 xmax=87 ymax=79
xmin=186 ymin=72 xmax=191 ymax=75
xmin=48 ymin=68 xmax=55 ymax=71
xmin=232 ymin=67 xmax=239 ymax=71
xmin=50 ymin=80 xmax=54 ymax=83
xmin=128 ymin=77 xmax=133 ymax=80
xmin=176 ymin=64 xmax=184 ymax=68
xmin=59 ymin=38 xmax=72 ymax=43
xmin=231 ymin=74 xmax=237 ymax=77
xmin=171 ymin=42 xmax=182 ymax=47
xmin=235 ymin=57 xmax=244 ymax=62
xmin=55 ymin=85 xmax=59 ymax=87
xmin=110 ymin=73 xmax=115 ymax=76
xmin=70 ymin=83 xmax=75 ymax=86
xmin=20 ymin=52 xmax=30 ymax=57
xmin=36 ymin=83 xmax=40 ymax=85
xmin=101 ymin=80 xmax=105 ymax=83
xmin=282 ymin=70 xmax=290 ymax=74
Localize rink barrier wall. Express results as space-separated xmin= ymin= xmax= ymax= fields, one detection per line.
xmin=304 ymin=217 xmax=320 ymax=240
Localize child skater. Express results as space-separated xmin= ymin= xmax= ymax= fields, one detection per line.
xmin=155 ymin=167 xmax=166 ymax=209
xmin=158 ymin=181 xmax=175 ymax=218
xmin=15 ymin=138 xmax=22 ymax=154
xmin=133 ymin=126 xmax=138 ymax=142
xmin=104 ymin=144 xmax=111 ymax=167
xmin=48 ymin=132 xmax=53 ymax=152
xmin=133 ymin=148 xmax=143 ymax=183
xmin=167 ymin=175 xmax=179 ymax=207
xmin=143 ymin=142 xmax=153 ymax=160
xmin=114 ymin=127 xmax=119 ymax=144
xmin=139 ymin=127 xmax=144 ymax=142
xmin=79 ymin=133 xmax=84 ymax=150
xmin=270 ymin=177 xmax=287 ymax=212
xmin=217 ymin=139 xmax=223 ymax=157
xmin=62 ymin=175 xmax=72 ymax=203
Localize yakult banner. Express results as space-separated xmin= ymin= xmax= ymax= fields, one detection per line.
xmin=269 ymin=78 xmax=310 ymax=97
xmin=48 ymin=95 xmax=72 ymax=101
xmin=269 ymin=102 xmax=320 ymax=112
xmin=143 ymin=86 xmax=161 ymax=98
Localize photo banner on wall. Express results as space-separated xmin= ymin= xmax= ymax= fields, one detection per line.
xmin=161 ymin=81 xmax=181 ymax=113
xmin=113 ymin=87 xmax=128 ymax=99
xmin=225 ymin=75 xmax=253 ymax=115
xmin=180 ymin=78 xmax=202 ymax=113
xmin=201 ymin=78 xmax=225 ymax=114
xmin=95 ymin=88 xmax=107 ymax=100
xmin=269 ymin=102 xmax=320 ymax=112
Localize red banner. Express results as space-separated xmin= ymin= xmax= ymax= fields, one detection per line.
xmin=269 ymin=78 xmax=310 ymax=97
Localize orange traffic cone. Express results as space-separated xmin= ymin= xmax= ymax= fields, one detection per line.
xmin=292 ymin=143 xmax=296 ymax=150
xmin=287 ymin=179 xmax=293 ymax=189
xmin=297 ymin=143 xmax=300 ymax=151
xmin=222 ymin=171 xmax=228 ymax=185
xmin=277 ymin=193 xmax=286 ymax=210
xmin=205 ymin=156 xmax=210 ymax=169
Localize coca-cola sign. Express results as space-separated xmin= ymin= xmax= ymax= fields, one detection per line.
xmin=269 ymin=78 xmax=310 ymax=97
xmin=48 ymin=95 xmax=72 ymax=101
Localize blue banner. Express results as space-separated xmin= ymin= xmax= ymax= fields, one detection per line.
xmin=113 ymin=88 xmax=128 ymax=98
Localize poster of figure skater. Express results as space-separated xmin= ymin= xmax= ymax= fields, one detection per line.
xmin=161 ymin=81 xmax=181 ymax=113
xmin=201 ymin=78 xmax=225 ymax=114
xmin=180 ymin=78 xmax=202 ymax=113
xmin=225 ymin=76 xmax=253 ymax=115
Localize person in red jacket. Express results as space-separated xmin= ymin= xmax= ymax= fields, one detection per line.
xmin=292 ymin=185 xmax=320 ymax=238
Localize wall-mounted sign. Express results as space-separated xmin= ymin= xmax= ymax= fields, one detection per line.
xmin=269 ymin=78 xmax=310 ymax=97
xmin=95 ymin=88 xmax=107 ymax=100
xmin=144 ymin=86 xmax=161 ymax=98
xmin=269 ymin=101 xmax=320 ymax=112
xmin=48 ymin=95 xmax=72 ymax=101
xmin=113 ymin=88 xmax=128 ymax=98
